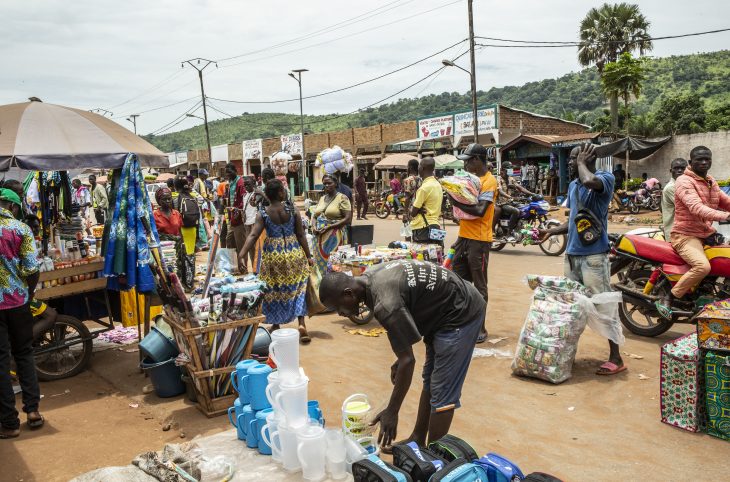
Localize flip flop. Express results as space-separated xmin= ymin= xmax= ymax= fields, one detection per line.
xmin=596 ymin=361 xmax=627 ymax=376
xmin=655 ymin=300 xmax=673 ymax=320
xmin=298 ymin=326 xmax=311 ymax=345
xmin=0 ymin=427 xmax=20 ymax=439
xmin=476 ymin=331 xmax=488 ymax=344
xmin=27 ymin=414 xmax=44 ymax=430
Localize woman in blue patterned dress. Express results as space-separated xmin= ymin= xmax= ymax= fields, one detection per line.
xmin=238 ymin=179 xmax=314 ymax=343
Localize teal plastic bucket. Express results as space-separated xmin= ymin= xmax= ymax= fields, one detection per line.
xmin=141 ymin=357 xmax=185 ymax=398
xmin=139 ymin=327 xmax=179 ymax=363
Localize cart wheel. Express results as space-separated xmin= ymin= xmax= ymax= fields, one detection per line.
xmin=34 ymin=315 xmax=93 ymax=381
xmin=348 ymin=304 xmax=375 ymax=325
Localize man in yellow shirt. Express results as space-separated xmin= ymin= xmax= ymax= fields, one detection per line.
xmin=447 ymin=144 xmax=498 ymax=343
xmin=409 ymin=157 xmax=443 ymax=245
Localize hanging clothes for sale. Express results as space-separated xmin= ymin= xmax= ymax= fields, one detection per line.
xmin=103 ymin=153 xmax=161 ymax=293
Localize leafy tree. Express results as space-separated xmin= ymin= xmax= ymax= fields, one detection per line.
xmin=578 ymin=3 xmax=652 ymax=131
xmin=654 ymin=91 xmax=706 ymax=135
xmin=706 ymin=103 xmax=730 ymax=131
xmin=601 ymin=52 xmax=649 ymax=134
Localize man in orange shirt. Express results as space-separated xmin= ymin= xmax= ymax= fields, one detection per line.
xmin=447 ymin=143 xmax=498 ymax=343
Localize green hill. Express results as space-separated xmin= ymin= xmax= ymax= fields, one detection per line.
xmin=147 ymin=50 xmax=730 ymax=152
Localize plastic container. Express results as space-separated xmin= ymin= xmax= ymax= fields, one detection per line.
xmin=139 ymin=327 xmax=179 ymax=363
xmin=140 ymin=357 xmax=185 ymax=398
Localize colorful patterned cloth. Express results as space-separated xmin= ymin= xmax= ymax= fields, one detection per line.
xmin=705 ymin=350 xmax=730 ymax=441
xmin=660 ymin=333 xmax=705 ymax=432
xmin=0 ymin=208 xmax=39 ymax=309
xmin=258 ymin=206 xmax=308 ymax=325
xmin=103 ymin=154 xmax=160 ymax=293
xmin=697 ymin=300 xmax=730 ymax=351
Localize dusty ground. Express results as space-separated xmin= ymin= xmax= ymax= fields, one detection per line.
xmin=3 ymin=214 xmax=726 ymax=481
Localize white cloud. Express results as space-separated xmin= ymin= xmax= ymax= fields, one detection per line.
xmin=1 ymin=0 xmax=727 ymax=135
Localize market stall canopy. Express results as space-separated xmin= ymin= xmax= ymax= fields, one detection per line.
xmin=0 ymin=99 xmax=169 ymax=171
xmin=374 ymin=153 xmax=418 ymax=170
xmin=594 ymin=135 xmax=672 ymax=160
xmin=434 ymin=153 xmax=463 ymax=170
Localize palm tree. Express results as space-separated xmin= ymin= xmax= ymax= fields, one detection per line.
xmin=600 ymin=52 xmax=648 ymax=134
xmin=578 ymin=3 xmax=652 ymax=132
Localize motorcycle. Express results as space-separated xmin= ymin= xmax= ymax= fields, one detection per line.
xmin=613 ymin=189 xmax=639 ymax=214
xmin=633 ymin=186 xmax=661 ymax=212
xmin=611 ymin=228 xmax=730 ymax=337
xmin=440 ymin=192 xmax=460 ymax=225
xmin=374 ymin=189 xmax=405 ymax=219
xmin=491 ymin=195 xmax=566 ymax=256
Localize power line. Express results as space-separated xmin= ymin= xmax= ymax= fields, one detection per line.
xmin=215 ymin=0 xmax=414 ymax=62
xmin=112 ymin=95 xmax=200 ymax=119
xmin=475 ymin=27 xmax=730 ymax=47
xmin=216 ymin=0 xmax=464 ymax=69
xmin=209 ymin=38 xmax=467 ymax=105
xmin=203 ymin=48 xmax=471 ymax=131
xmin=104 ymin=70 xmax=186 ymax=111
xmin=148 ymin=100 xmax=202 ymax=136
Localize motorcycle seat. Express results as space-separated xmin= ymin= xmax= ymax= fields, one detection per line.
xmin=617 ymin=235 xmax=685 ymax=265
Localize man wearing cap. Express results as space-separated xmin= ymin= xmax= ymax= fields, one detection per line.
xmin=0 ymin=188 xmax=43 ymax=438
xmin=447 ymin=144 xmax=498 ymax=344
xmin=193 ymin=169 xmax=210 ymax=200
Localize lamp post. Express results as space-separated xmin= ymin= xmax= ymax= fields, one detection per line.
xmin=288 ymin=68 xmax=308 ymax=195
xmin=442 ymin=58 xmax=479 ymax=141
xmin=126 ymin=114 xmax=140 ymax=134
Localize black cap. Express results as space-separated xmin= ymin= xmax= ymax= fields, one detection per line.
xmin=457 ymin=143 xmax=488 ymax=161
xmin=501 ymin=161 xmax=513 ymax=170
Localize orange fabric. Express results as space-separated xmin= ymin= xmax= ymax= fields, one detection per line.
xmin=457 ymin=172 xmax=498 ymax=242
xmin=217 ymin=181 xmax=228 ymax=198
xmin=153 ymin=208 xmax=182 ymax=236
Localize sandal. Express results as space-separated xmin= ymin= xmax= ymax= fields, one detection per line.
xmin=298 ymin=326 xmax=311 ymax=345
xmin=596 ymin=361 xmax=627 ymax=376
xmin=27 ymin=413 xmax=44 ymax=430
xmin=655 ymin=300 xmax=673 ymax=320
xmin=476 ymin=330 xmax=488 ymax=344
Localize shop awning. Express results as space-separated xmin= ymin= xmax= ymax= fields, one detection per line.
xmin=594 ymin=135 xmax=672 ymax=160
xmin=434 ymin=153 xmax=463 ymax=170
xmin=0 ymin=99 xmax=169 ymax=170
xmin=374 ymin=153 xmax=418 ymax=170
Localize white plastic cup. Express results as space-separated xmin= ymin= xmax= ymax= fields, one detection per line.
xmin=269 ymin=328 xmax=300 ymax=381
xmin=296 ymin=424 xmax=327 ymax=482
xmin=275 ymin=376 xmax=309 ymax=429
xmin=261 ymin=413 xmax=281 ymax=463
xmin=274 ymin=423 xmax=301 ymax=473
xmin=344 ymin=435 xmax=368 ymax=474
xmin=266 ymin=371 xmax=285 ymax=420
xmin=326 ymin=429 xmax=348 ymax=480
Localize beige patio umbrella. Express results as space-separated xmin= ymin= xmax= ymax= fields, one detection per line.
xmin=0 ymin=98 xmax=168 ymax=171
xmin=373 ymin=153 xmax=418 ymax=170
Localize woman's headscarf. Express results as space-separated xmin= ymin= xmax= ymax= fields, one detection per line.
xmin=155 ymin=187 xmax=171 ymax=206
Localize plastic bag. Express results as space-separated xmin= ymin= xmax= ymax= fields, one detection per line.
xmin=580 ymin=291 xmax=625 ymax=346
xmin=440 ymin=175 xmax=479 ymax=205
xmin=214 ymin=248 xmax=235 ymax=275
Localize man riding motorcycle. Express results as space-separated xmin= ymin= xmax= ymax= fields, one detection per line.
xmin=656 ymin=146 xmax=730 ymax=319
xmin=495 ymin=161 xmax=535 ymax=243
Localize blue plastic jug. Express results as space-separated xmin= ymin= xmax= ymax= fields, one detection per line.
xmin=254 ymin=408 xmax=274 ymax=455
xmin=230 ymin=359 xmax=259 ymax=405
xmin=243 ymin=363 xmax=273 ymax=411
xmin=227 ymin=398 xmax=243 ymax=429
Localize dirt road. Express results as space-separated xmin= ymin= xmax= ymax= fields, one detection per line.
xmin=3 ymin=216 xmax=725 ymax=481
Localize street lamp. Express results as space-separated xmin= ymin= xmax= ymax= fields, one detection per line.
xmin=442 ymin=59 xmax=479 ymax=140
xmin=186 ymin=113 xmax=203 ymax=120
xmin=288 ymin=68 xmax=309 ymax=195
xmin=126 ymin=114 xmax=140 ymax=134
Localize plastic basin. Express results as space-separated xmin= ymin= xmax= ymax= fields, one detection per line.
xmin=139 ymin=326 xmax=179 ymax=363
xmin=140 ymin=357 xmax=185 ymax=398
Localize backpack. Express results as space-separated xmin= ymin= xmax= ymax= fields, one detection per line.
xmin=474 ymin=453 xmax=524 ymax=482
xmin=427 ymin=435 xmax=478 ymax=463
xmin=392 ymin=441 xmax=447 ymax=481
xmin=353 ymin=454 xmax=413 ymax=482
xmin=428 ymin=458 xmax=488 ymax=482
xmin=179 ymin=195 xmax=200 ymax=228
xmin=523 ymin=473 xmax=563 ymax=482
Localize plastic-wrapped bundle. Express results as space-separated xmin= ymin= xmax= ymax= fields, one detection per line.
xmin=440 ymin=171 xmax=481 ymax=220
xmin=324 ymin=157 xmax=353 ymax=175
xmin=512 ymin=275 xmax=624 ymax=384
xmin=316 ymin=146 xmax=345 ymax=166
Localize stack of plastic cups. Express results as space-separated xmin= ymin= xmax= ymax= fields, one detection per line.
xmin=325 ymin=429 xmax=348 ymax=480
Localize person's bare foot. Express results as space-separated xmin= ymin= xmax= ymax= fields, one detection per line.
xmin=27 ymin=412 xmax=44 ymax=429
xmin=298 ymin=325 xmax=311 ymax=344
xmin=0 ymin=426 xmax=20 ymax=439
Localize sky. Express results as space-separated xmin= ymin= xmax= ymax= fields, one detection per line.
xmin=2 ymin=0 xmax=728 ymax=137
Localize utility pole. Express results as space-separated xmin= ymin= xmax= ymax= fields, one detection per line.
xmin=467 ymin=0 xmax=479 ymax=141
xmin=289 ymin=69 xmax=309 ymax=194
xmin=126 ymin=114 xmax=140 ymax=134
xmin=182 ymin=58 xmax=216 ymax=167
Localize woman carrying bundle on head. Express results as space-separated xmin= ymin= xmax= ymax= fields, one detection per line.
xmin=311 ymin=174 xmax=352 ymax=276
xmin=239 ymin=179 xmax=314 ymax=343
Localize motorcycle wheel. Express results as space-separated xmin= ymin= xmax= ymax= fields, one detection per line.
xmin=648 ymin=199 xmax=660 ymax=212
xmin=374 ymin=202 xmax=390 ymax=219
xmin=538 ymin=220 xmax=567 ymax=256
xmin=347 ymin=303 xmax=375 ymax=326
xmin=617 ymin=269 xmax=673 ymax=337
xmin=629 ymin=200 xmax=640 ymax=215
xmin=34 ymin=315 xmax=93 ymax=381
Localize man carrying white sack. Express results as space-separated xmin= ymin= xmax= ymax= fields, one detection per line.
xmin=540 ymin=143 xmax=625 ymax=376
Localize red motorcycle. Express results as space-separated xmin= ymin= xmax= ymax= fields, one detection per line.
xmin=611 ymin=231 xmax=730 ymax=337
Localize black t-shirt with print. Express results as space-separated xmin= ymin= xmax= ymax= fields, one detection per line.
xmin=364 ymin=260 xmax=485 ymax=352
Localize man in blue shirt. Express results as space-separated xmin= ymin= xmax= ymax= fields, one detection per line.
xmin=540 ymin=143 xmax=625 ymax=376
